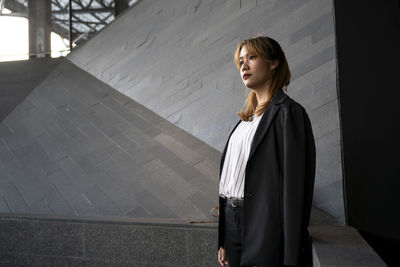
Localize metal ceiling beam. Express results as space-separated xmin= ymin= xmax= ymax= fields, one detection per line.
xmin=3 ymin=0 xmax=25 ymax=14
xmin=52 ymin=7 xmax=113 ymax=14
xmin=52 ymin=0 xmax=98 ymax=34
xmin=69 ymin=0 xmax=72 ymax=50
xmin=0 ymin=12 xmax=26 ymax=17
xmin=53 ymin=19 xmax=106 ymax=25
xmin=52 ymin=19 xmax=89 ymax=40
xmin=71 ymin=0 xmax=113 ymax=31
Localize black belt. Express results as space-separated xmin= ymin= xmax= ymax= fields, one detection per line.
xmin=223 ymin=197 xmax=245 ymax=207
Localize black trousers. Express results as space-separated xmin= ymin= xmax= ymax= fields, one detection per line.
xmin=223 ymin=201 xmax=312 ymax=267
xmin=224 ymin=202 xmax=253 ymax=267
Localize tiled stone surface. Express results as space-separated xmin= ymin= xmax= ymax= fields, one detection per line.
xmin=134 ymin=189 xmax=178 ymax=219
xmin=0 ymin=197 xmax=9 ymax=213
xmin=0 ymin=58 xmax=61 ymax=122
xmin=0 ymin=180 xmax=29 ymax=213
xmin=0 ymin=57 xmax=220 ymax=221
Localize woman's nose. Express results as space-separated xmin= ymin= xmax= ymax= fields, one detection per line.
xmin=241 ymin=61 xmax=249 ymax=71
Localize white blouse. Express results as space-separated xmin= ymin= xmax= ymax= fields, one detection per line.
xmin=219 ymin=112 xmax=264 ymax=198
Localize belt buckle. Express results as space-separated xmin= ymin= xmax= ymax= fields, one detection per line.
xmin=231 ymin=198 xmax=238 ymax=207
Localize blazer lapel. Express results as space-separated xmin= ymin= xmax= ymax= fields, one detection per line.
xmin=248 ymin=88 xmax=287 ymax=161
xmin=219 ymin=88 xmax=288 ymax=178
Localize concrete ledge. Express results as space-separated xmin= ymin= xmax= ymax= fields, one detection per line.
xmin=1 ymin=213 xmax=386 ymax=266
xmin=0 ymin=213 xmax=219 ymax=266
xmin=310 ymin=226 xmax=386 ymax=266
xmin=0 ymin=212 xmax=218 ymax=228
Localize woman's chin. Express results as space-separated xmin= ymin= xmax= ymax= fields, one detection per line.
xmin=243 ymin=81 xmax=254 ymax=89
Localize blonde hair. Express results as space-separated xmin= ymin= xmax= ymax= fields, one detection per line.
xmin=234 ymin=36 xmax=291 ymax=121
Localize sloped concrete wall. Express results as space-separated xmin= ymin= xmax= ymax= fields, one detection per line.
xmin=67 ymin=0 xmax=344 ymax=221
xmin=0 ymin=58 xmax=60 ymax=121
xmin=0 ymin=58 xmax=220 ymax=221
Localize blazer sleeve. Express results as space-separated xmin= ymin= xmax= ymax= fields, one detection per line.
xmin=282 ymin=103 xmax=316 ymax=266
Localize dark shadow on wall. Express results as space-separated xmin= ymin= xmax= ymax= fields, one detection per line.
xmin=334 ymin=0 xmax=400 ymax=265
xmin=0 ymin=58 xmax=61 ymax=122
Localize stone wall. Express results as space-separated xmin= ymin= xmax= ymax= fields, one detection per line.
xmin=0 ymin=214 xmax=218 ymax=266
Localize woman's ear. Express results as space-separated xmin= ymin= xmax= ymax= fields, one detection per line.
xmin=270 ymin=60 xmax=279 ymax=71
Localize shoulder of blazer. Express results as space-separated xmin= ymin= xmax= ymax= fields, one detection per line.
xmin=275 ymin=89 xmax=306 ymax=113
xmin=273 ymin=90 xmax=309 ymax=128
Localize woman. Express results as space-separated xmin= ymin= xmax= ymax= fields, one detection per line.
xmin=217 ymin=36 xmax=316 ymax=267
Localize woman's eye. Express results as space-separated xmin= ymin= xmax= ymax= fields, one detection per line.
xmin=239 ymin=61 xmax=244 ymax=65
xmin=249 ymin=56 xmax=256 ymax=60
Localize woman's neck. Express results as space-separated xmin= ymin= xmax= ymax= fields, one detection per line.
xmin=253 ymin=86 xmax=272 ymax=105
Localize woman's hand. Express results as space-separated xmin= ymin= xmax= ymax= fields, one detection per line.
xmin=218 ymin=246 xmax=229 ymax=266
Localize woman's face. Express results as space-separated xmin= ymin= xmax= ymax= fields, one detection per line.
xmin=239 ymin=46 xmax=277 ymax=90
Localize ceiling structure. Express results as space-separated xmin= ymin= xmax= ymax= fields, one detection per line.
xmin=1 ymin=0 xmax=138 ymax=46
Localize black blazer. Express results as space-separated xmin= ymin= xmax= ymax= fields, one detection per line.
xmin=218 ymin=88 xmax=316 ymax=266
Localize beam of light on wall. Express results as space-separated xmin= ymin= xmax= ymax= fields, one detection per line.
xmin=0 ymin=8 xmax=72 ymax=62
xmin=51 ymin=32 xmax=70 ymax=58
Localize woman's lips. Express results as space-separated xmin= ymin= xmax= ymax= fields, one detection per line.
xmin=243 ymin=74 xmax=251 ymax=79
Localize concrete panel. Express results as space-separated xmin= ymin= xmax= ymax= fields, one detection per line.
xmin=0 ymin=59 xmax=60 ymax=122
xmin=0 ymin=219 xmax=83 ymax=257
xmin=0 ymin=56 xmax=225 ymax=221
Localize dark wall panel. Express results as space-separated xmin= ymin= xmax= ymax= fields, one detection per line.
xmin=334 ymin=0 xmax=400 ymax=240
